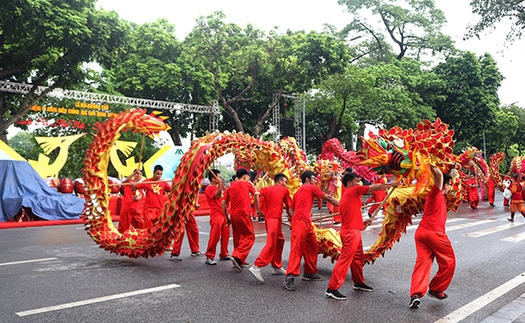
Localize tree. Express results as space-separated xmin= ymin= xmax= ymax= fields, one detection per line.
xmin=433 ymin=51 xmax=503 ymax=150
xmin=481 ymin=108 xmax=518 ymax=161
xmin=103 ymin=19 xmax=201 ymax=145
xmin=0 ymin=0 xmax=129 ymax=143
xmin=183 ymin=12 xmax=352 ymax=138
xmin=8 ymin=131 xmax=40 ymax=161
xmin=305 ymin=65 xmax=377 ymax=153
xmin=337 ymin=0 xmax=455 ymax=61
xmin=467 ymin=0 xmax=525 ymax=41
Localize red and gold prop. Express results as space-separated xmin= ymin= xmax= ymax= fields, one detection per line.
xmin=358 ymin=118 xmax=463 ymax=264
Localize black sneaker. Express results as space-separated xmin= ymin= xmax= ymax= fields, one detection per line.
xmin=302 ymin=273 xmax=323 ymax=281
xmin=409 ymin=295 xmax=420 ymax=309
xmin=284 ymin=277 xmax=296 ymax=291
xmin=326 ymin=288 xmax=347 ymax=300
xmin=231 ymin=257 xmax=243 ymax=271
xmin=428 ymin=290 xmax=448 ymax=300
xmin=353 ymin=283 xmax=374 ymax=292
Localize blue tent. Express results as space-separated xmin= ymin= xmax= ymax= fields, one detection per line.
xmin=0 ymin=160 xmax=85 ymax=222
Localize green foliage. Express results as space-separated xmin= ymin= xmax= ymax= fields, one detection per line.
xmin=468 ymin=0 xmax=525 ymax=41
xmin=183 ymin=11 xmax=352 ymax=137
xmin=337 ymin=0 xmax=455 ymax=61
xmin=433 ymin=51 xmax=503 ymax=148
xmin=8 ymin=131 xmax=40 ymax=161
xmin=0 ymin=0 xmax=130 ymax=142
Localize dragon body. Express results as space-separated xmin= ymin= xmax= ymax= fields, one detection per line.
xmin=83 ymin=110 xmax=302 ymax=258
xmin=358 ymin=119 xmax=463 ymax=264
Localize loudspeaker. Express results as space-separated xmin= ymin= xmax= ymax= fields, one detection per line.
xmin=280 ymin=118 xmax=295 ymax=137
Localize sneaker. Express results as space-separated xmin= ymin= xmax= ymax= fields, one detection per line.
xmin=249 ymin=266 xmax=264 ymax=282
xmin=169 ymin=254 xmax=182 ymax=261
xmin=353 ymin=283 xmax=374 ymax=292
xmin=284 ymin=277 xmax=296 ymax=291
xmin=428 ymin=290 xmax=448 ymax=300
xmin=191 ymin=251 xmax=202 ymax=257
xmin=272 ymin=267 xmax=286 ymax=275
xmin=325 ymin=288 xmax=347 ymax=300
xmin=219 ymin=256 xmax=232 ymax=261
xmin=231 ymin=257 xmax=243 ymax=271
xmin=302 ymin=273 xmax=323 ymax=281
xmin=241 ymin=262 xmax=250 ymax=267
xmin=507 ymin=218 xmax=514 ymax=222
xmin=205 ymin=258 xmax=217 ymax=265
xmin=409 ymin=295 xmax=421 ymax=309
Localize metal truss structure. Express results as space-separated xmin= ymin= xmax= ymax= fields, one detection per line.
xmin=0 ymin=80 xmax=220 ymax=131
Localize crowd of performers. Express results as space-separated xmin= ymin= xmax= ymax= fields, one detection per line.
xmin=462 ymin=171 xmax=525 ymax=222
xmin=105 ymin=160 xmax=465 ymax=309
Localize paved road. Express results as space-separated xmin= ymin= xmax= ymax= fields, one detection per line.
xmin=1 ymin=195 xmax=525 ymax=323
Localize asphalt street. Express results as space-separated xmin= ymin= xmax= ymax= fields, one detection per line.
xmin=1 ymin=194 xmax=525 ymax=323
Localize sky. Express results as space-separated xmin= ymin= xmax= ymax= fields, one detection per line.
xmin=96 ymin=0 xmax=524 ymax=107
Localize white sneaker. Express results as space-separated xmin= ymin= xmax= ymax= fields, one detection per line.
xmin=205 ymin=258 xmax=217 ymax=265
xmin=249 ymin=266 xmax=264 ymax=282
xmin=272 ymin=267 xmax=286 ymax=275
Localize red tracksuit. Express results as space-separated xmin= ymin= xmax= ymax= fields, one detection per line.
xmin=223 ymin=180 xmax=256 ymax=264
xmin=286 ymin=184 xmax=326 ymax=277
xmin=366 ymin=189 xmax=387 ymax=216
xmin=487 ymin=177 xmax=495 ymax=205
xmin=467 ymin=178 xmax=479 ymax=209
xmin=254 ymin=185 xmax=292 ymax=269
xmin=135 ymin=178 xmax=170 ymax=228
xmin=172 ymin=214 xmax=200 ymax=255
xmin=204 ymin=185 xmax=230 ymax=260
xmin=327 ymin=185 xmax=369 ymax=290
xmin=410 ymin=185 xmax=456 ymax=298
xmin=118 ymin=183 xmax=145 ymax=232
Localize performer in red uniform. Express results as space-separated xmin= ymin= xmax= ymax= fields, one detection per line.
xmin=507 ymin=176 xmax=525 ymax=222
xmin=466 ymin=174 xmax=479 ymax=209
xmin=204 ymin=169 xmax=230 ymax=265
xmin=487 ymin=176 xmax=496 ymax=207
xmin=222 ymin=168 xmax=258 ymax=271
xmin=409 ymin=165 xmax=455 ymax=309
xmin=249 ymin=173 xmax=293 ymax=282
xmin=170 ymin=213 xmax=201 ymax=261
xmin=284 ymin=171 xmax=339 ymax=291
xmin=326 ymin=172 xmax=397 ymax=300
xmin=118 ymin=169 xmax=145 ymax=232
xmin=135 ymin=164 xmax=170 ymax=228
xmin=366 ymin=174 xmax=388 ymax=218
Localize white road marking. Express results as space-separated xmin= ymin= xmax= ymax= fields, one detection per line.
xmin=0 ymin=258 xmax=58 ymax=267
xmin=434 ymin=272 xmax=525 ymax=323
xmin=466 ymin=222 xmax=525 ymax=237
xmin=16 ymin=284 xmax=181 ymax=317
xmin=502 ymin=231 xmax=525 ymax=242
xmin=405 ymin=218 xmax=465 ymax=231
xmin=446 ymin=219 xmax=496 ymax=232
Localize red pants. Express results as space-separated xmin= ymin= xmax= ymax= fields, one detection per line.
xmin=286 ymin=218 xmax=318 ymax=277
xmin=143 ymin=206 xmax=161 ymax=228
xmin=119 ymin=206 xmax=147 ymax=232
xmin=510 ymin=200 xmax=525 ymax=213
xmin=327 ymin=229 xmax=365 ymax=290
xmin=410 ymin=227 xmax=456 ymax=298
xmin=254 ymin=218 xmax=285 ymax=269
xmin=468 ymin=188 xmax=479 ymax=208
xmin=205 ymin=216 xmax=230 ymax=260
xmin=172 ymin=215 xmax=200 ymax=255
xmin=368 ymin=203 xmax=380 ymax=216
xmin=230 ymin=214 xmax=255 ymax=264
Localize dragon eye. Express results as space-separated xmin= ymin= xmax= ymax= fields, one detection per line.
xmin=392 ymin=138 xmax=404 ymax=148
